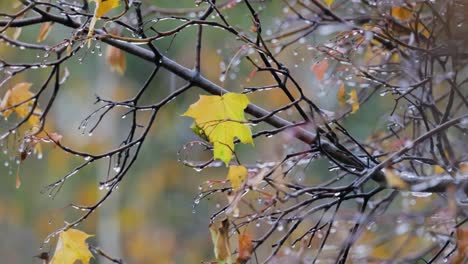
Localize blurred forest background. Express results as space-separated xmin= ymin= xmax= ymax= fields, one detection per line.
xmin=0 ymin=0 xmax=426 ymax=263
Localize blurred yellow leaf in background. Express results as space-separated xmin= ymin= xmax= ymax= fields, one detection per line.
xmin=1 ymin=82 xmax=34 ymax=118
xmin=323 ymin=0 xmax=335 ymax=7
xmin=391 ymin=6 xmax=412 ymax=21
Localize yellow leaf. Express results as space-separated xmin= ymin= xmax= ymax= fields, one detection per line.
xmin=391 ymin=6 xmax=412 ymax=21
xmin=336 ymin=84 xmax=346 ymax=108
xmin=413 ymin=21 xmax=430 ymax=38
xmin=88 ymin=0 xmax=120 ymax=39
xmin=0 ymin=82 xmax=34 ymax=118
xmin=182 ymin=93 xmax=253 ymax=165
xmin=460 ymin=162 xmax=468 ymax=174
xmin=66 ymin=45 xmax=72 ymax=56
xmin=209 ymin=219 xmax=232 ymax=263
xmin=390 ymin=52 xmax=400 ymax=63
xmin=92 ymin=0 xmax=119 ymax=18
xmin=105 ymin=44 xmax=126 ymax=75
xmin=28 ymin=111 xmax=42 ymax=130
xmin=37 ymin=22 xmax=54 ymax=42
xmin=52 ymin=228 xmax=94 ymax=264
xmin=346 ymin=89 xmax=359 ymax=113
xmin=383 ymin=169 xmax=409 ymax=190
xmin=227 ymin=165 xmax=247 ymax=190
xmin=433 ymin=165 xmax=445 ymax=174
xmin=323 ymin=0 xmax=334 ymax=7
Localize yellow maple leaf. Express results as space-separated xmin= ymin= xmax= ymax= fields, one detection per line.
xmin=0 ymin=82 xmax=34 ymax=118
xmin=346 ymin=89 xmax=359 ymax=114
xmin=227 ymin=165 xmax=247 ymax=190
xmin=52 ymin=228 xmax=94 ymax=264
xmin=336 ymin=84 xmax=346 ymax=108
xmin=323 ymin=0 xmax=335 ymax=7
xmin=182 ymin=93 xmax=253 ymax=165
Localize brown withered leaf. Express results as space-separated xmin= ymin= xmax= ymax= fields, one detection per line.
xmin=106 ymin=45 xmax=127 ymax=75
xmin=453 ymin=228 xmax=468 ymax=264
xmin=37 ymin=22 xmax=54 ymax=42
xmin=209 ymin=219 xmax=232 ymax=263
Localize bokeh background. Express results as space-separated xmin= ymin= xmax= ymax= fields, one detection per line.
xmin=0 ymin=0 xmax=402 ymax=263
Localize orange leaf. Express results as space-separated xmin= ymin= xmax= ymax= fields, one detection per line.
xmin=237 ymin=234 xmax=253 ymax=263
xmin=310 ymin=60 xmax=328 ymax=81
xmin=336 ymin=84 xmax=346 ymax=108
xmin=391 ymin=6 xmax=412 ymax=21
xmin=454 ymin=228 xmax=468 ymax=263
